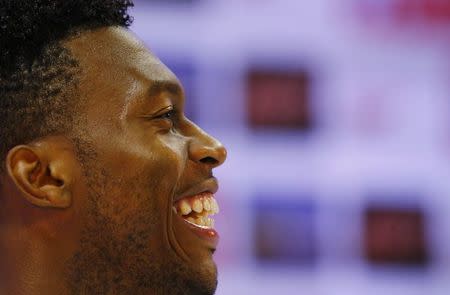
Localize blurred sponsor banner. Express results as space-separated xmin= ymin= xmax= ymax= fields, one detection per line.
xmin=252 ymin=196 xmax=317 ymax=265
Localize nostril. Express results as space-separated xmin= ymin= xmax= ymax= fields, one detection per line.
xmin=200 ymin=156 xmax=218 ymax=165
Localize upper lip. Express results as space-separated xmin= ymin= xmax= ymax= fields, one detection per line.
xmin=174 ymin=177 xmax=219 ymax=203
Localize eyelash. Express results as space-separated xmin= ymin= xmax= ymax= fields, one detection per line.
xmin=152 ymin=108 xmax=179 ymax=131
xmin=156 ymin=109 xmax=176 ymax=121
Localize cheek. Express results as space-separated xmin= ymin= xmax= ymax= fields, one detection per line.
xmin=109 ymin=139 xmax=185 ymax=212
xmin=106 ymin=134 xmax=185 ymax=185
xmin=147 ymin=134 xmax=188 ymax=190
xmin=87 ymin=132 xmax=186 ymax=221
xmin=143 ymin=143 xmax=186 ymax=214
xmin=139 ymin=137 xmax=186 ymax=194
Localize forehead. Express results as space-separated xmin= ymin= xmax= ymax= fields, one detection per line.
xmin=64 ymin=27 xmax=181 ymax=122
xmin=66 ymin=26 xmax=177 ymax=83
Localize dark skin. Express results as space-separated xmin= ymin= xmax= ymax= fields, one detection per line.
xmin=0 ymin=27 xmax=227 ymax=295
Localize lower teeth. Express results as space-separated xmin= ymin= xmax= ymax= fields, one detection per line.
xmin=186 ymin=216 xmax=214 ymax=228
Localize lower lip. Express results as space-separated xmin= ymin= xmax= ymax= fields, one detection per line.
xmin=182 ymin=218 xmax=219 ymax=249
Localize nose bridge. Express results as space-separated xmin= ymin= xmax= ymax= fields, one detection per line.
xmin=188 ymin=122 xmax=227 ymax=168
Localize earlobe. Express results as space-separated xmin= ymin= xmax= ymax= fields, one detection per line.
xmin=6 ymin=145 xmax=72 ymax=209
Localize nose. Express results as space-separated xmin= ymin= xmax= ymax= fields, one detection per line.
xmin=188 ymin=124 xmax=227 ymax=169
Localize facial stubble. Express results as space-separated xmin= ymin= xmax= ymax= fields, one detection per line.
xmin=65 ymin=138 xmax=217 ymax=295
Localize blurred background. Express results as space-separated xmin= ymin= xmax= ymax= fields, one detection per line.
xmin=131 ymin=0 xmax=450 ymax=294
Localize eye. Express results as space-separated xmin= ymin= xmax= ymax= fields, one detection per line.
xmin=155 ymin=109 xmax=177 ymax=121
xmin=151 ymin=107 xmax=179 ymax=131
xmin=157 ymin=109 xmax=176 ymax=120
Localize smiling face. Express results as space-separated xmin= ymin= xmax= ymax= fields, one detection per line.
xmin=63 ymin=27 xmax=227 ymax=294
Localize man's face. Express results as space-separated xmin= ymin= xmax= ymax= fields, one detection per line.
xmin=64 ymin=27 xmax=226 ymax=294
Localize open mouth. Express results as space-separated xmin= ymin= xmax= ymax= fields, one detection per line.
xmin=172 ymin=178 xmax=221 ymax=249
xmin=173 ymin=192 xmax=219 ymax=228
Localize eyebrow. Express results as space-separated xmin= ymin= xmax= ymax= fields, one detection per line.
xmin=147 ymin=80 xmax=183 ymax=99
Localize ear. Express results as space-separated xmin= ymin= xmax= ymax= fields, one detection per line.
xmin=6 ymin=142 xmax=74 ymax=209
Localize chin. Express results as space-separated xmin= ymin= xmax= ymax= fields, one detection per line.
xmin=178 ymin=258 xmax=218 ymax=295
xmin=193 ymin=265 xmax=218 ymax=295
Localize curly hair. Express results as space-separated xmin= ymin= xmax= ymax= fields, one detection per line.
xmin=0 ymin=0 xmax=134 ymax=172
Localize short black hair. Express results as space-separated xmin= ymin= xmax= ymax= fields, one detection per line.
xmin=0 ymin=0 xmax=134 ymax=172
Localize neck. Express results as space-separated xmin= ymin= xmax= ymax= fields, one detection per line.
xmin=0 ymin=178 xmax=78 ymax=295
xmin=0 ymin=225 xmax=70 ymax=295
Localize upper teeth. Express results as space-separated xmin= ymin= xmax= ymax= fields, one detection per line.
xmin=192 ymin=199 xmax=203 ymax=213
xmin=179 ymin=200 xmax=192 ymax=215
xmin=177 ymin=194 xmax=219 ymax=216
xmin=174 ymin=192 xmax=220 ymax=227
